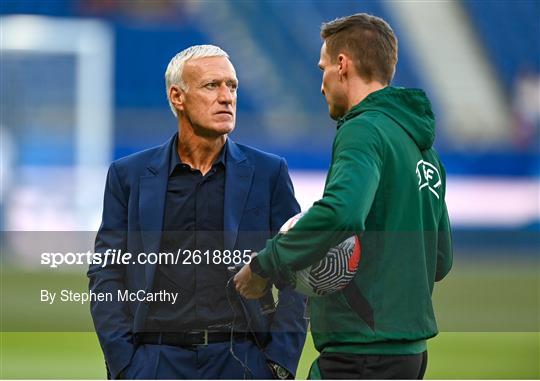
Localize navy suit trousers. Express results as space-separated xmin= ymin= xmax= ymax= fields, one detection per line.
xmin=123 ymin=340 xmax=274 ymax=379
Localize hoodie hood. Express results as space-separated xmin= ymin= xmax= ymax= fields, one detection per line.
xmin=337 ymin=86 xmax=436 ymax=150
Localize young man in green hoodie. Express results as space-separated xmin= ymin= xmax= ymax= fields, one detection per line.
xmin=235 ymin=13 xmax=453 ymax=379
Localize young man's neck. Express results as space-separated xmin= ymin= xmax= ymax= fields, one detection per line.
xmin=346 ymin=78 xmax=386 ymax=112
xmin=177 ymin=124 xmax=226 ymax=176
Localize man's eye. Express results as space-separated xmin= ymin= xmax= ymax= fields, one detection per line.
xmin=228 ymin=83 xmax=238 ymax=91
xmin=205 ymin=83 xmax=218 ymax=89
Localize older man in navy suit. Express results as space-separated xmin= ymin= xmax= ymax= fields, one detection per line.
xmin=88 ymin=45 xmax=307 ymax=379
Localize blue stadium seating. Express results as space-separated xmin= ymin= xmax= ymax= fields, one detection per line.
xmin=463 ymin=0 xmax=540 ymax=91
xmin=1 ymin=1 xmax=538 ymax=174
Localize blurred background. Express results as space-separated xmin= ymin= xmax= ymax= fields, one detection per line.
xmin=0 ymin=0 xmax=538 ymax=379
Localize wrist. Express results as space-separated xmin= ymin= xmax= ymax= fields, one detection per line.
xmin=249 ymin=255 xmax=269 ymax=279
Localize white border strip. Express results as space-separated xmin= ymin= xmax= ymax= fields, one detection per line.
xmin=290 ymin=171 xmax=540 ymax=228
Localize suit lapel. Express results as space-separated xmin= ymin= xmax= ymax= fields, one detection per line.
xmin=224 ymin=139 xmax=254 ymax=249
xmin=140 ymin=134 xmax=175 ymax=288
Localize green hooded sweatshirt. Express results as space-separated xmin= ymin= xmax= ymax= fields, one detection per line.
xmin=256 ymin=86 xmax=453 ymax=355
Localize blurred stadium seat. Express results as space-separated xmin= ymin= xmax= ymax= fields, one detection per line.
xmin=463 ymin=0 xmax=540 ymax=91
xmin=0 ymin=0 xmax=538 ymax=230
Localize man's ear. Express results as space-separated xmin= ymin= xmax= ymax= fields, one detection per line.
xmin=169 ymin=85 xmax=185 ymax=113
xmin=337 ymin=53 xmax=349 ymax=77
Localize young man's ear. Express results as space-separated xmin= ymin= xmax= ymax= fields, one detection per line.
xmin=337 ymin=53 xmax=349 ymax=77
xmin=169 ymin=85 xmax=185 ymax=113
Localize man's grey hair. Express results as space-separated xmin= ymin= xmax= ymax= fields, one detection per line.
xmin=165 ymin=44 xmax=230 ymax=117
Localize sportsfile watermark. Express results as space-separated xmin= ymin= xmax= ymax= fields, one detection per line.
xmin=40 ymin=249 xmax=253 ymax=268
xmin=0 ymin=230 xmax=538 ymax=332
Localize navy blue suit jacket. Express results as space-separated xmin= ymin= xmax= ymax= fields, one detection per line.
xmin=88 ymin=134 xmax=307 ymax=379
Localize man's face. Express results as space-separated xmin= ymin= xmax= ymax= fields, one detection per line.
xmin=178 ymin=56 xmax=238 ymax=137
xmin=318 ymin=42 xmax=348 ymax=120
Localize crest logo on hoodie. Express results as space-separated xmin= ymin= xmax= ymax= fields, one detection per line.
xmin=416 ymin=160 xmax=441 ymax=199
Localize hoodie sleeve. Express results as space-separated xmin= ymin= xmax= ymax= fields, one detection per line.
xmin=435 ymin=164 xmax=453 ymax=281
xmin=435 ymin=203 xmax=453 ymax=281
xmin=256 ymin=121 xmax=383 ymax=283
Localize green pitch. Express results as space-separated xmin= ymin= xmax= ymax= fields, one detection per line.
xmin=1 ymin=331 xmax=538 ymax=379
xmin=1 ymin=255 xmax=538 ymax=378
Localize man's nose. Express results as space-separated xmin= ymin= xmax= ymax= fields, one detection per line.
xmin=321 ymin=83 xmax=325 ymax=96
xmin=218 ymin=84 xmax=234 ymax=104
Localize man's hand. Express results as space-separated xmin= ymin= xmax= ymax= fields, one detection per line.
xmin=234 ymin=263 xmax=269 ymax=299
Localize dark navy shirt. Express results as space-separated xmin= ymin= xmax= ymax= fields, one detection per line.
xmin=146 ymin=138 xmax=247 ymax=332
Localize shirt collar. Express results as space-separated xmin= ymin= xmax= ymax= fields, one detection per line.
xmin=169 ymin=136 xmax=227 ymax=176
